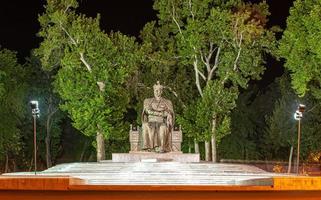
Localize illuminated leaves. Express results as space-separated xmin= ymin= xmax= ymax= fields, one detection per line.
xmin=37 ymin=0 xmax=140 ymax=142
xmin=0 ymin=48 xmax=26 ymax=159
xmin=279 ymin=0 xmax=321 ymax=98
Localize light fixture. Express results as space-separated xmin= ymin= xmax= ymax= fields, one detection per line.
xmin=294 ymin=103 xmax=305 ymax=175
xmin=30 ymin=100 xmax=40 ymax=175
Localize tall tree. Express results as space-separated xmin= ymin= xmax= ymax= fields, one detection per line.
xmin=26 ymin=55 xmax=64 ymax=168
xmin=279 ymin=0 xmax=321 ymax=99
xmin=153 ymin=0 xmax=276 ymax=161
xmin=36 ymin=0 xmax=140 ymax=161
xmin=0 ymin=48 xmax=27 ymax=172
xmin=219 ymin=88 xmax=260 ymax=160
xmin=135 ymin=21 xmax=197 ymax=119
xmin=264 ymin=75 xmax=321 ymax=164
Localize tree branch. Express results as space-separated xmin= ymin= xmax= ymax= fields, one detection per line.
xmin=189 ymin=0 xmax=195 ymax=20
xmin=221 ymin=72 xmax=229 ymax=85
xmin=193 ymin=57 xmax=203 ymax=97
xmin=233 ymin=33 xmax=243 ymax=71
xmin=208 ymin=46 xmax=221 ymax=80
xmin=233 ymin=18 xmax=239 ymax=44
xmin=171 ymin=4 xmax=183 ymax=35
xmin=206 ymin=43 xmax=215 ymax=65
xmin=164 ymin=86 xmax=178 ymax=97
xmin=218 ymin=27 xmax=234 ymax=47
xmin=199 ymin=50 xmax=207 ymax=67
xmin=59 ymin=22 xmax=94 ymax=73
xmin=80 ymin=52 xmax=92 ymax=72
xmin=64 ymin=4 xmax=71 ymax=14
xmin=59 ymin=23 xmax=77 ymax=45
xmin=192 ymin=47 xmax=206 ymax=81
xmin=205 ymin=43 xmax=215 ymax=74
xmin=197 ymin=65 xmax=206 ymax=81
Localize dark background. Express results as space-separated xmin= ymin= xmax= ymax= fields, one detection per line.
xmin=0 ymin=0 xmax=293 ymax=81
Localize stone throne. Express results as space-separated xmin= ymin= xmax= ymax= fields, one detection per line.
xmin=111 ymin=121 xmax=199 ymax=163
xmin=129 ymin=124 xmax=183 ymax=152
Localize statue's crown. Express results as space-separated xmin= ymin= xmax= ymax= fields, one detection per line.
xmin=153 ymin=81 xmax=163 ymax=90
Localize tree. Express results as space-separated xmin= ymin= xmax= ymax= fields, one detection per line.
xmin=26 ymin=55 xmax=64 ymax=168
xmin=279 ymin=0 xmax=321 ymax=99
xmin=264 ymin=91 xmax=297 ymax=161
xmin=36 ymin=0 xmax=140 ymax=161
xmin=219 ymin=88 xmax=260 ymax=160
xmin=135 ymin=21 xmax=198 ymax=120
xmin=152 ymin=0 xmax=277 ymax=161
xmin=0 ymin=48 xmax=27 ymax=172
xmin=264 ymin=75 xmax=321 ymax=167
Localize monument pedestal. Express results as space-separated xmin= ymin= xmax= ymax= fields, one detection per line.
xmin=111 ymin=152 xmax=200 ymax=162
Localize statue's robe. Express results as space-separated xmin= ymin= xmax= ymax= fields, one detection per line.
xmin=142 ymin=97 xmax=174 ymax=152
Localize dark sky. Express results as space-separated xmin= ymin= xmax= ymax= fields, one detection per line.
xmin=0 ymin=0 xmax=293 ymax=82
xmin=0 ymin=0 xmax=157 ymax=59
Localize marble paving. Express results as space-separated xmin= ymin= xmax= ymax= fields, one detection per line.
xmin=3 ymin=162 xmax=286 ymax=186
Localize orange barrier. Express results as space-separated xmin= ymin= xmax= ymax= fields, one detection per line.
xmin=1 ymin=176 xmax=321 ymax=200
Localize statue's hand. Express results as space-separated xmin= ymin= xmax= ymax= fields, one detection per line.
xmin=146 ymin=108 xmax=163 ymax=117
xmin=163 ymin=111 xmax=169 ymax=117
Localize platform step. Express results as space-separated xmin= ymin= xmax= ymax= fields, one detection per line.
xmin=3 ymin=162 xmax=284 ymax=186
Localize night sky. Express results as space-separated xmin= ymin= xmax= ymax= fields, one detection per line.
xmin=0 ymin=0 xmax=293 ymax=82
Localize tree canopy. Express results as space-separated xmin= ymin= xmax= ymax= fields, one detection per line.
xmin=150 ymin=0 xmax=277 ymax=161
xmin=279 ymin=0 xmax=321 ymax=99
xmin=0 ymin=48 xmax=27 ymax=170
xmin=36 ymin=0 xmax=141 ymax=160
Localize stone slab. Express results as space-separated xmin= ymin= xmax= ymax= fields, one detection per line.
xmin=111 ymin=152 xmax=200 ymax=162
xmin=3 ymin=162 xmax=283 ymax=186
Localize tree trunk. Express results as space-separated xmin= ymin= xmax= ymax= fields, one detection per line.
xmin=96 ymin=83 xmax=106 ymax=162
xmin=12 ymin=159 xmax=17 ymax=172
xmin=96 ymin=130 xmax=105 ymax=162
xmin=211 ymin=135 xmax=217 ymax=163
xmin=45 ymin=115 xmax=52 ymax=168
xmin=45 ymin=95 xmax=57 ymax=168
xmin=211 ymin=117 xmax=217 ymax=163
xmin=5 ymin=153 xmax=9 ymax=173
xmin=205 ymin=141 xmax=211 ymax=161
xmin=194 ymin=139 xmax=199 ymax=153
xmin=287 ymin=146 xmax=293 ymax=173
xmin=28 ymin=157 xmax=33 ymax=172
xmin=79 ymin=140 xmax=89 ymax=162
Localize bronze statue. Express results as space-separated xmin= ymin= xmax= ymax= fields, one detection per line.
xmin=142 ymin=81 xmax=174 ymax=153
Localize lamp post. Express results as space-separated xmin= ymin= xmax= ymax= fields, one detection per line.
xmin=293 ymin=104 xmax=305 ymax=175
xmin=30 ymin=100 xmax=40 ymax=175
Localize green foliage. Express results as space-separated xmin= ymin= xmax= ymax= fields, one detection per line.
xmin=279 ymin=0 xmax=321 ymax=98
xmin=0 ymin=48 xmax=27 ymax=161
xmin=264 ymin=75 xmax=321 ymax=160
xmin=24 ymin=55 xmax=64 ymax=166
xmin=151 ymin=0 xmax=277 ymax=159
xmin=36 ymin=0 xmax=141 ymax=156
xmin=264 ymin=93 xmax=297 ymax=159
xmin=220 ymin=79 xmax=282 ymax=160
xmin=135 ymin=20 xmax=197 ymax=119
xmin=196 ymin=81 xmax=236 ymax=140
xmin=216 ymin=87 xmax=259 ymax=160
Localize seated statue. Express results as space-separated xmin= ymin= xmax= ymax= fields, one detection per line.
xmin=141 ymin=81 xmax=174 ymax=153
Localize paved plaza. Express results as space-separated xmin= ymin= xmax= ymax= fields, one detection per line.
xmin=5 ymin=162 xmax=282 ymax=186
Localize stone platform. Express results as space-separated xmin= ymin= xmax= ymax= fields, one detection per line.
xmin=4 ymin=162 xmax=281 ymax=185
xmin=3 ymin=162 xmax=321 ymax=200
xmin=111 ymin=152 xmax=200 ymax=162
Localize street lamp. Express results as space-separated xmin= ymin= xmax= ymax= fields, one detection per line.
xmin=30 ymin=100 xmax=40 ymax=175
xmin=293 ymin=104 xmax=305 ymax=175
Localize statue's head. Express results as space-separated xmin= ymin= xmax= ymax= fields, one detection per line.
xmin=153 ymin=81 xmax=163 ymax=99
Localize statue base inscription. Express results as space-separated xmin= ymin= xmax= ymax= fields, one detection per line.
xmin=112 ymin=152 xmax=200 ymax=163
